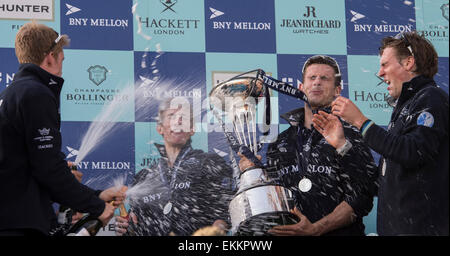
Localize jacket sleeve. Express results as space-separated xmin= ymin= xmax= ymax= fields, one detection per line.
xmin=21 ymin=88 xmax=105 ymax=217
xmin=338 ymin=124 xmax=379 ymax=218
xmin=364 ymin=88 xmax=449 ymax=169
xmin=201 ymin=154 xmax=235 ymax=224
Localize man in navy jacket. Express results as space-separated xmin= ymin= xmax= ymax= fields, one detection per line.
xmin=316 ymin=31 xmax=449 ymax=235
xmin=240 ymin=56 xmax=378 ymax=235
xmin=0 ymin=22 xmax=125 ymax=235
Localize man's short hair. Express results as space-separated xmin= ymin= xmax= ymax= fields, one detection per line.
xmin=15 ymin=22 xmax=70 ymax=65
xmin=379 ymin=31 xmax=438 ymax=79
xmin=157 ymin=97 xmax=194 ymax=129
xmin=302 ymin=55 xmax=342 ymax=87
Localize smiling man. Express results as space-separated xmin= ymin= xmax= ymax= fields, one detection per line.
xmin=115 ymin=98 xmax=234 ymax=236
xmin=321 ymin=31 xmax=449 ymax=235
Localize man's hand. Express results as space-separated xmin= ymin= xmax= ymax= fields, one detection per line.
xmin=312 ymin=111 xmax=346 ymax=149
xmin=331 ymin=96 xmax=368 ymax=129
xmin=67 ymin=161 xmax=83 ymax=182
xmin=237 ymin=153 xmax=262 ymax=172
xmin=97 ymin=202 xmax=116 ymax=227
xmin=212 ymin=219 xmax=229 ymax=231
xmin=268 ymin=207 xmax=323 ymax=236
xmin=99 ymin=186 xmax=127 ymax=207
xmin=114 ymin=212 xmax=138 ymax=236
xmin=71 ymin=212 xmax=84 ymax=225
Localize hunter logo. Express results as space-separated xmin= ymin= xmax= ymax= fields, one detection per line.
xmin=161 ymin=0 xmax=177 ymax=13
xmin=442 ymin=3 xmax=449 ymax=21
xmin=87 ymin=65 xmax=108 ymax=86
xmin=0 ymin=0 xmax=53 ymax=21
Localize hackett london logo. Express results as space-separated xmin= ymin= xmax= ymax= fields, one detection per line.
xmin=352 ymin=90 xmax=391 ymax=110
xmin=280 ymin=6 xmax=342 ymax=35
xmin=0 ymin=0 xmax=54 ymax=21
xmin=160 ymin=0 xmax=177 ymax=13
xmin=87 ymin=65 xmax=108 ymax=86
xmin=139 ymin=0 xmax=200 ymax=36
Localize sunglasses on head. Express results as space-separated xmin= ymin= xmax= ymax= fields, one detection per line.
xmin=45 ymin=31 xmax=63 ymax=54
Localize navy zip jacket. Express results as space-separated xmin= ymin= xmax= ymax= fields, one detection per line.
xmin=0 ymin=64 xmax=105 ymax=234
xmin=364 ymin=75 xmax=449 ymax=235
xmin=266 ymin=107 xmax=378 ymax=235
xmin=126 ymin=142 xmax=234 ymax=236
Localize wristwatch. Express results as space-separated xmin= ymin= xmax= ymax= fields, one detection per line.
xmin=336 ymin=139 xmax=352 ymax=156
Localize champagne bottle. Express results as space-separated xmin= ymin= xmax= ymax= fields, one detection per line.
xmin=118 ymin=203 xmax=129 ymax=220
xmin=66 ymin=214 xmax=103 ymax=236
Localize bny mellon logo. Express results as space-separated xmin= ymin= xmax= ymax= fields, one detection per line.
xmin=350 ymin=10 xmax=365 ymax=22
xmin=65 ymin=3 xmax=81 ymax=16
xmin=66 ymin=146 xmax=79 ymax=159
xmin=209 ymin=7 xmax=224 ymax=19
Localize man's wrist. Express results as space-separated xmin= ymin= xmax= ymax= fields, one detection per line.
xmin=336 ymin=139 xmax=352 ymax=156
xmin=355 ymin=117 xmax=369 ymax=130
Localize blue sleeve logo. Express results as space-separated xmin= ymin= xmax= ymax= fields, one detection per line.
xmin=417 ymin=111 xmax=434 ymax=128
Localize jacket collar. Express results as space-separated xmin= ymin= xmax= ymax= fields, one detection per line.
xmin=396 ymin=75 xmax=436 ymax=108
xmin=280 ymin=106 xmax=332 ymax=127
xmin=15 ymin=63 xmax=64 ymax=96
xmin=280 ymin=107 xmax=305 ymax=127
xmin=154 ymin=139 xmax=193 ymax=160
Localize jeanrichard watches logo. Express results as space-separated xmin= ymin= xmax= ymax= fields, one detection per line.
xmin=280 ymin=5 xmax=342 ymax=34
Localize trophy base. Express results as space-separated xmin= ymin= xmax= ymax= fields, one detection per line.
xmin=233 ymin=211 xmax=299 ymax=236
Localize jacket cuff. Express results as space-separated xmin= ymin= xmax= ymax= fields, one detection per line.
xmin=345 ymin=196 xmax=372 ymax=218
xmin=94 ymin=189 xmax=103 ymax=197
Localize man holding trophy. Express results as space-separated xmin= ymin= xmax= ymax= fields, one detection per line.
xmin=236 ymin=56 xmax=378 ymax=235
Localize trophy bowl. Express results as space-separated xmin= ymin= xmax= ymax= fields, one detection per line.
xmin=210 ymin=70 xmax=300 ymax=236
xmin=209 ymin=70 xmax=265 ymax=114
xmin=228 ymin=168 xmax=299 ymax=236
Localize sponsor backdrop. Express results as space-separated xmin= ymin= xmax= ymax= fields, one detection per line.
xmin=0 ymin=0 xmax=448 ymax=236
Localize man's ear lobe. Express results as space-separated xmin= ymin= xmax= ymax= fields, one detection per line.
xmin=157 ymin=125 xmax=163 ymax=135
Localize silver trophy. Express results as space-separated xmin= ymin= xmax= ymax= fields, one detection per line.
xmin=209 ymin=70 xmax=299 ymax=236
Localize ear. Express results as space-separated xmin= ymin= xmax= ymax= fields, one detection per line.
xmin=156 ymin=124 xmax=164 ymax=135
xmin=299 ymin=82 xmax=304 ymax=91
xmin=403 ymin=56 xmax=416 ymax=72
xmin=334 ymin=84 xmax=342 ymax=97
